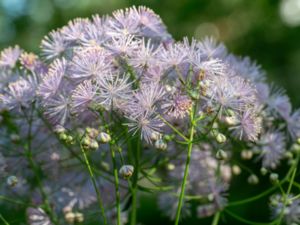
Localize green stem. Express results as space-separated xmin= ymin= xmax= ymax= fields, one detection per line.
xmin=110 ymin=144 xmax=122 ymax=225
xmin=80 ymin=145 xmax=107 ymax=225
xmin=174 ymin=109 xmax=196 ymax=225
xmin=130 ymin=136 xmax=141 ymax=225
xmin=211 ymin=212 xmax=221 ymax=225
xmin=0 ymin=214 xmax=9 ymax=225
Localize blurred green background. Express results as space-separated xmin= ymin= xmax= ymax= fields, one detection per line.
xmin=0 ymin=0 xmax=300 ymax=224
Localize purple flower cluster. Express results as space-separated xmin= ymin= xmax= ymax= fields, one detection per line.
xmin=0 ymin=6 xmax=300 ymax=225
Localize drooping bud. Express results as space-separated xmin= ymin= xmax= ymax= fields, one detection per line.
xmin=216 ymin=149 xmax=228 ymax=160
xmin=270 ymin=173 xmax=279 ymax=184
xmin=97 ymin=132 xmax=111 ymax=143
xmin=216 ymin=133 xmax=227 ymax=144
xmin=232 ymin=165 xmax=241 ymax=175
xmin=54 ymin=125 xmax=66 ymax=134
xmin=260 ymin=167 xmax=268 ymax=176
xmin=247 ymin=174 xmax=259 ymax=185
xmin=7 ymin=175 xmax=18 ymax=187
xmin=150 ymin=131 xmax=161 ymax=141
xmin=155 ymin=139 xmax=167 ymax=151
xmin=65 ymin=211 xmax=75 ymax=224
xmin=74 ymin=212 xmax=84 ymax=223
xmin=119 ymin=165 xmax=134 ymax=179
xmin=241 ymin=150 xmax=253 ymax=160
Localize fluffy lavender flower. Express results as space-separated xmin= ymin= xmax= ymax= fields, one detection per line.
xmin=107 ymin=8 xmax=139 ymax=37
xmin=198 ymin=37 xmax=227 ymax=60
xmin=286 ymin=109 xmax=300 ymax=140
xmin=43 ymin=94 xmax=70 ymax=125
xmin=128 ymin=39 xmax=158 ymax=69
xmin=1 ymin=78 xmax=35 ymax=109
xmin=105 ymin=35 xmax=140 ymax=56
xmin=126 ymin=110 xmax=164 ymax=143
xmin=230 ymin=109 xmax=262 ymax=141
xmin=79 ymin=22 xmax=108 ymax=47
xmin=207 ymin=75 xmax=257 ymax=113
xmin=226 ymin=55 xmax=266 ymax=83
xmin=27 ymin=207 xmax=52 ymax=225
xmin=70 ymin=48 xmax=112 ymax=82
xmin=40 ymin=29 xmax=69 ymax=61
xmin=97 ymin=73 xmax=132 ymax=109
xmin=61 ymin=18 xmax=90 ymax=42
xmin=162 ymin=93 xmax=192 ymax=119
xmin=158 ymin=42 xmax=187 ymax=69
xmin=0 ymin=45 xmax=22 ymax=68
xmin=131 ymin=6 xmax=171 ymax=39
xmin=71 ymin=79 xmax=99 ymax=114
xmin=267 ymin=89 xmax=291 ymax=120
xmin=38 ymin=58 xmax=67 ymax=100
xmin=257 ymin=131 xmax=286 ymax=169
xmin=270 ymin=194 xmax=300 ymax=225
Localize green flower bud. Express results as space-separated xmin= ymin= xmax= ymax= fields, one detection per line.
xmin=260 ymin=167 xmax=268 ymax=176
xmin=74 ymin=212 xmax=84 ymax=223
xmin=10 ymin=134 xmax=20 ymax=143
xmin=59 ymin=133 xmax=68 ymax=141
xmin=232 ymin=165 xmax=241 ymax=175
xmin=216 ymin=149 xmax=228 ymax=160
xmin=167 ymin=163 xmax=175 ymax=171
xmin=150 ymin=131 xmax=161 ymax=141
xmin=89 ymin=139 xmax=99 ymax=151
xmin=216 ymin=133 xmax=227 ymax=144
xmin=241 ymin=150 xmax=253 ymax=160
xmin=7 ymin=175 xmax=18 ymax=187
xmin=270 ymin=173 xmax=279 ymax=184
xmin=65 ymin=211 xmax=75 ymax=224
xmin=247 ymin=174 xmax=259 ymax=185
xmin=97 ymin=132 xmax=111 ymax=143
xmin=155 ymin=139 xmax=167 ymax=151
xmin=119 ymin=165 xmax=134 ymax=179
xmin=86 ymin=127 xmax=99 ymax=139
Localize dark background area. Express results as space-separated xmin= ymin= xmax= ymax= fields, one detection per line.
xmin=0 ymin=0 xmax=299 ymax=224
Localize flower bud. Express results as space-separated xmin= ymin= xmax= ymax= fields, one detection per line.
xmin=90 ymin=139 xmax=99 ymax=151
xmin=86 ymin=127 xmax=99 ymax=139
xmin=216 ymin=133 xmax=226 ymax=144
xmin=224 ymin=116 xmax=238 ymax=126
xmin=66 ymin=135 xmax=74 ymax=145
xmin=97 ymin=132 xmax=111 ymax=143
xmin=260 ymin=167 xmax=268 ymax=176
xmin=247 ymin=174 xmax=259 ymax=185
xmin=155 ymin=139 xmax=167 ymax=151
xmin=189 ymin=90 xmax=200 ymax=100
xmin=167 ymin=163 xmax=175 ymax=171
xmin=7 ymin=175 xmax=18 ymax=187
xmin=150 ymin=131 xmax=161 ymax=141
xmin=284 ymin=151 xmax=293 ymax=159
xmin=216 ymin=149 xmax=227 ymax=160
xmin=74 ymin=212 xmax=84 ymax=223
xmin=119 ymin=165 xmax=134 ymax=179
xmin=59 ymin=133 xmax=68 ymax=141
xmin=232 ymin=165 xmax=241 ymax=175
xmin=65 ymin=211 xmax=75 ymax=224
xmin=10 ymin=134 xmax=20 ymax=143
xmin=101 ymin=162 xmax=110 ymax=171
xmin=241 ymin=150 xmax=253 ymax=160
xmin=270 ymin=173 xmax=279 ymax=184
xmin=54 ymin=125 xmax=66 ymax=134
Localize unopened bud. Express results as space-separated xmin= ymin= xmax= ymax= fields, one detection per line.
xmin=247 ymin=174 xmax=259 ymax=185
xmin=216 ymin=133 xmax=226 ymax=144
xmin=65 ymin=211 xmax=75 ymax=224
xmin=224 ymin=116 xmax=238 ymax=126
xmin=97 ymin=132 xmax=111 ymax=143
xmin=86 ymin=127 xmax=99 ymax=139
xmin=216 ymin=149 xmax=228 ymax=160
xmin=59 ymin=133 xmax=68 ymax=141
xmin=260 ymin=167 xmax=268 ymax=176
xmin=7 ymin=175 xmax=18 ymax=187
xmin=150 ymin=131 xmax=161 ymax=141
xmin=10 ymin=134 xmax=20 ymax=143
xmin=155 ymin=139 xmax=167 ymax=151
xmin=232 ymin=165 xmax=241 ymax=175
xmin=270 ymin=173 xmax=279 ymax=184
xmin=167 ymin=163 xmax=175 ymax=171
xmin=101 ymin=162 xmax=110 ymax=171
xmin=189 ymin=90 xmax=200 ymax=100
xmin=119 ymin=165 xmax=134 ymax=179
xmin=284 ymin=151 xmax=293 ymax=159
xmin=241 ymin=150 xmax=253 ymax=160
xmin=54 ymin=125 xmax=66 ymax=134
xmin=74 ymin=212 xmax=84 ymax=223
xmin=89 ymin=139 xmax=99 ymax=151
xmin=66 ymin=135 xmax=74 ymax=145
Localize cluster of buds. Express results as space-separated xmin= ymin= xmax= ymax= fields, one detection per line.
xmin=81 ymin=127 xmax=112 ymax=151
xmin=63 ymin=206 xmax=84 ymax=224
xmin=54 ymin=125 xmax=74 ymax=145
